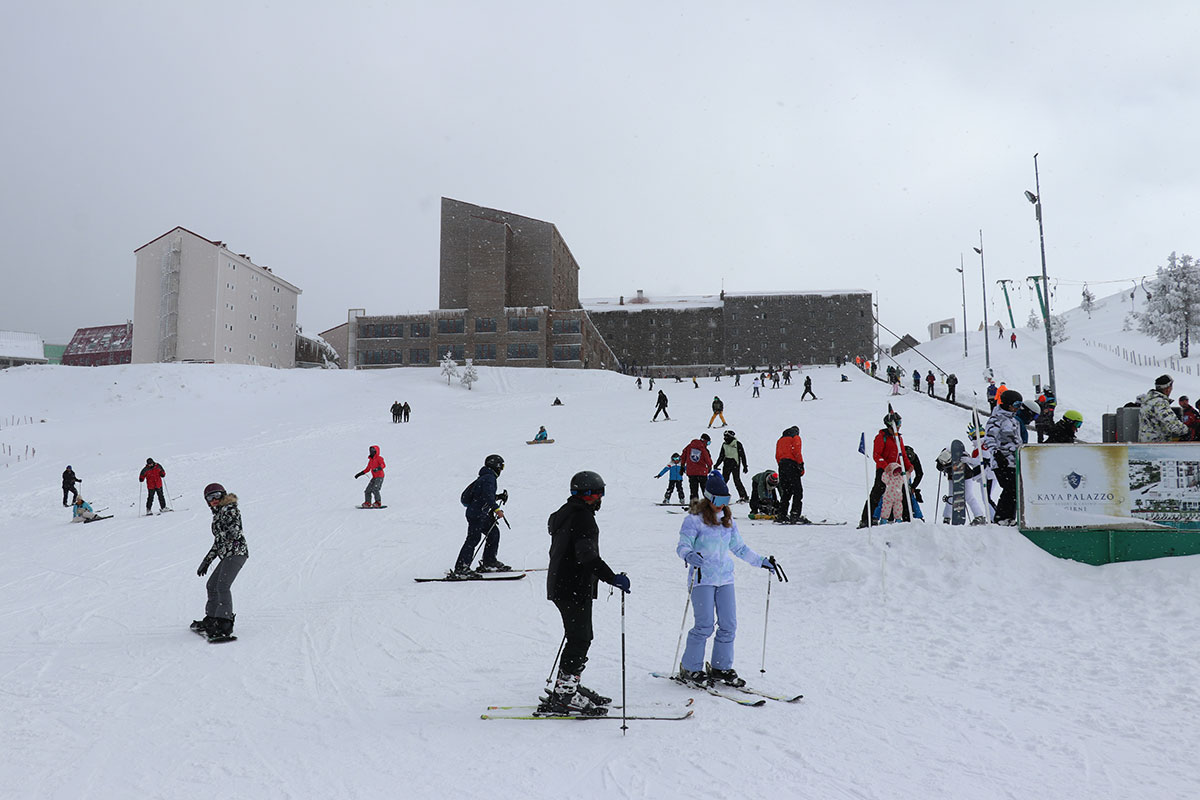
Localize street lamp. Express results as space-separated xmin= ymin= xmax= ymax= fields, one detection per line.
xmin=972 ymin=230 xmax=990 ymax=371
xmin=955 ymin=256 xmax=968 ymax=358
xmin=1025 ymin=153 xmax=1056 ymax=395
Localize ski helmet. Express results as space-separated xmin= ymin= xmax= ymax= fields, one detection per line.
xmin=1064 ymin=409 xmax=1083 ymax=427
xmin=146 ymin=457 xmax=155 ymax=465
xmin=484 ymin=454 xmax=505 ymax=475
xmin=935 ymin=448 xmax=952 ymax=469
xmin=766 ymin=471 xmax=779 ymax=487
xmin=670 ymin=453 xmax=681 ymax=461
xmin=1020 ymin=399 xmax=1042 ymax=421
xmin=883 ymin=412 xmax=901 ymax=430
xmin=1000 ymin=390 xmax=1023 ymax=409
xmin=700 ymin=433 xmax=711 ymax=443
xmin=570 ymin=470 xmax=606 ymax=498
xmin=203 ymin=483 xmax=226 ymax=503
xmin=724 ymin=429 xmax=735 ymax=440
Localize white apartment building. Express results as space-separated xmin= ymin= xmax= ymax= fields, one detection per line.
xmin=132 ymin=227 xmax=302 ymax=368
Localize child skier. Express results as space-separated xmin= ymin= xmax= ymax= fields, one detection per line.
xmin=655 ymin=453 xmax=686 ymax=505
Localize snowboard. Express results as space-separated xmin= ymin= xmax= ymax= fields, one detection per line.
xmin=747 ymin=512 xmax=774 ymax=520
xmin=526 ymin=439 xmax=555 ymax=444
xmin=950 ymin=439 xmax=966 ymax=525
xmin=192 ymin=627 xmax=237 ymax=644
xmin=83 ymin=515 xmax=114 ymax=523
xmin=413 ymin=572 xmax=526 ymax=583
xmin=357 ymin=505 xmax=388 ymax=509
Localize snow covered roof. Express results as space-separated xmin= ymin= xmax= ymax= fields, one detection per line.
xmin=0 ymin=330 xmax=47 ymax=361
xmin=582 ymin=289 xmax=870 ymax=312
xmin=65 ymin=324 xmax=133 ymax=355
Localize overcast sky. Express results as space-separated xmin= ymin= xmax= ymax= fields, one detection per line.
xmin=3 ymin=1 xmax=1197 ymax=349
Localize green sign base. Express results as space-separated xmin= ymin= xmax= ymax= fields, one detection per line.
xmin=1021 ymin=529 xmax=1200 ymax=566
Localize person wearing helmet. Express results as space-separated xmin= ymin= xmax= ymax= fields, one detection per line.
xmin=190 ymin=483 xmax=248 ymax=640
xmin=655 ymin=453 xmax=686 ymax=505
xmin=708 ymin=396 xmax=726 ymax=429
xmin=676 ymin=471 xmax=781 ymax=688
xmin=354 ymin=445 xmax=386 ymax=508
xmin=681 ymin=434 xmax=713 ymax=502
xmin=714 ymin=430 xmax=750 ymax=503
xmin=1046 ymin=410 xmax=1084 ymax=444
xmin=774 ymin=426 xmax=807 ymax=523
xmin=451 ymin=454 xmax=508 ymax=577
xmin=540 ymin=470 xmax=629 ymax=717
xmin=749 ymin=469 xmax=780 ymax=516
xmin=62 ymin=465 xmax=82 ymax=507
xmin=139 ymin=458 xmax=167 ymax=515
xmin=859 ymin=413 xmax=913 ymax=528
xmin=984 ymin=390 xmax=1023 ymax=524
xmin=1034 ymin=390 xmax=1057 ymax=443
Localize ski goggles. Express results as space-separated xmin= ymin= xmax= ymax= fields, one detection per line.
xmin=205 ymin=490 xmax=224 ymax=503
xmin=706 ymin=493 xmax=731 ymax=508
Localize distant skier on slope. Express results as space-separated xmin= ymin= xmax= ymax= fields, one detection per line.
xmin=62 ymin=465 xmax=82 ymax=506
xmin=139 ymin=458 xmax=167 ymax=515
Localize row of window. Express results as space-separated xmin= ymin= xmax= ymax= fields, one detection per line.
xmin=358 ymin=342 xmax=577 ymax=365
xmin=357 ymin=316 xmax=563 ymax=340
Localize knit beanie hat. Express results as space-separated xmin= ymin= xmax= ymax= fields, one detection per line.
xmin=1156 ymin=374 xmax=1173 ymax=389
xmin=703 ymin=471 xmax=730 ymax=502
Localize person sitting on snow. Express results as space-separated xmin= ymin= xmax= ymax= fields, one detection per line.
xmin=533 ymin=426 xmax=550 ymax=442
xmin=71 ymin=496 xmax=101 ymax=523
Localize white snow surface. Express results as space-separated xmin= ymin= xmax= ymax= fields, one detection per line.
xmin=2 ymin=291 xmax=1199 ymax=799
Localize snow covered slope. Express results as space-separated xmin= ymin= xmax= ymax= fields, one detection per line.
xmin=2 ymin=310 xmax=1198 ymax=798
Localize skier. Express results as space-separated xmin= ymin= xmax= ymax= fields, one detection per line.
xmin=354 ymin=445 xmax=386 ymax=508
xmin=676 ymin=471 xmax=779 ymax=687
xmin=749 ymin=469 xmax=780 ymax=516
xmin=62 ymin=465 xmax=82 ymax=506
xmin=1137 ymin=375 xmax=1189 ymax=442
xmin=945 ymin=373 xmax=958 ymax=403
xmin=912 ymin=369 xmax=921 ymax=391
xmin=190 ymin=483 xmax=248 ymax=641
xmin=1046 ymin=410 xmax=1083 ymax=444
xmin=985 ymin=390 xmax=1023 ymax=525
xmin=655 ymin=453 xmax=686 ymax=505
xmin=139 ymin=458 xmax=167 ymax=515
xmin=713 ymin=429 xmax=750 ymax=503
xmin=1010 ymin=332 xmax=1017 ymax=348
xmin=539 ymin=470 xmax=629 ymax=716
xmin=708 ymin=396 xmax=727 ymax=429
xmin=452 ymin=454 xmax=509 ymax=576
xmin=533 ymin=426 xmax=549 ymax=442
xmin=926 ymin=371 xmax=936 ymax=397
xmin=986 ymin=379 xmax=998 ymax=411
xmin=70 ymin=496 xmax=101 ymax=523
xmin=681 ymin=434 xmax=713 ymax=501
xmin=391 ymin=401 xmax=402 ymax=423
xmin=653 ymin=389 xmax=670 ymax=421
xmin=751 ymin=377 xmax=761 ymax=398
xmin=636 ymin=377 xmax=642 ymax=390
xmin=733 ymin=371 xmax=740 ymax=387
xmin=773 ymin=426 xmax=807 ymax=524
xmin=801 ymin=375 xmax=817 ymax=400
xmin=859 ymin=412 xmax=913 ymax=527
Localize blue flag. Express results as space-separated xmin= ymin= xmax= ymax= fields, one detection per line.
xmin=858 ymin=432 xmax=866 ymax=455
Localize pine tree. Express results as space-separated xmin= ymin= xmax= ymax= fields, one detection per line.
xmin=460 ymin=359 xmax=478 ymax=391
xmin=1080 ymin=286 xmax=1095 ymax=318
xmin=1026 ymin=308 xmax=1042 ymax=330
xmin=440 ymin=352 xmax=460 ymax=385
xmin=1136 ymin=252 xmax=1200 ymax=358
xmin=1049 ymin=313 xmax=1069 ymax=345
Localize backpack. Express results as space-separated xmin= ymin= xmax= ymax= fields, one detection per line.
xmin=460 ymin=478 xmax=479 ymax=507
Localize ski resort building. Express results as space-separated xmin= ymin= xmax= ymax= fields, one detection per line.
xmin=0 ymin=330 xmax=48 ymax=369
xmin=62 ymin=323 xmax=133 ymax=366
xmin=131 ymin=227 xmax=302 ymax=368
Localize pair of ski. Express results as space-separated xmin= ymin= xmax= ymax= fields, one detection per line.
xmin=481 ymin=697 xmax=695 ymax=722
xmin=83 ymin=515 xmax=114 ymax=524
xmin=650 ymin=672 xmax=803 ymax=706
xmin=413 ymin=567 xmax=547 ymax=583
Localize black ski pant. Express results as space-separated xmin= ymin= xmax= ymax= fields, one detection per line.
xmin=146 ymin=487 xmax=166 ymax=512
xmin=720 ymin=462 xmax=749 ymax=501
xmin=801 ymin=388 xmax=816 ymax=400
xmin=456 ymin=515 xmax=499 ymax=570
xmin=777 ymin=460 xmax=803 ymax=519
xmin=663 ymin=479 xmax=684 ymax=503
xmin=63 ymin=485 xmax=79 ymax=506
xmin=553 ymin=595 xmax=594 ymax=675
xmin=687 ymin=474 xmax=706 ymax=502
xmin=205 ymin=555 xmax=247 ymax=620
xmin=750 ymin=490 xmax=776 ymax=516
xmin=653 ymin=405 xmax=669 ymax=421
xmin=993 ymin=464 xmax=1017 ymax=522
xmin=947 ymin=387 xmax=956 ymax=403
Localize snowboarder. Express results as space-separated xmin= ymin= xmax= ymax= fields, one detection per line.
xmin=539 ymin=470 xmax=629 ymax=716
xmin=926 ymin=371 xmax=936 ymax=397
xmin=945 ymin=373 xmax=958 ymax=403
xmin=655 ymin=453 xmax=686 ymax=504
xmin=70 ymin=496 xmax=101 ymax=523
xmin=636 ymin=377 xmax=642 ymax=390
xmin=708 ymin=396 xmax=726 ymax=428
xmin=985 ymin=390 xmax=1023 ymax=525
xmin=713 ymin=430 xmax=750 ymax=503
xmin=905 ymin=445 xmax=924 ymax=506
xmin=682 ymin=434 xmax=713 ymax=501
xmin=773 ymin=426 xmax=807 ymax=523
xmin=191 ymin=483 xmax=248 ymax=641
xmin=139 ymin=458 xmax=167 ymax=515
xmin=801 ymin=375 xmax=817 ymax=400
xmin=62 ymin=465 xmax=82 ymax=506
xmin=354 ymin=445 xmax=386 ymax=508
xmin=1137 ymin=375 xmax=1189 ymax=442
xmin=391 ymin=401 xmax=402 ymax=423
xmin=452 ymin=454 xmax=509 ymax=576
xmin=676 ymin=471 xmax=780 ymax=687
xmin=1046 ymin=410 xmax=1083 ymax=443
xmin=653 ymin=389 xmax=670 ymax=421
xmin=749 ymin=469 xmax=779 ymax=516
xmin=533 ymin=426 xmax=550 ymax=442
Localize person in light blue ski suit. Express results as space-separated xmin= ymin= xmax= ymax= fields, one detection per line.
xmin=675 ymin=471 xmax=778 ymax=687
xmin=655 ymin=453 xmax=685 ymax=504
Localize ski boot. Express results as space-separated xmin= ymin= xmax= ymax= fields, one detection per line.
xmin=446 ymin=565 xmax=477 ymax=581
xmin=537 ymin=671 xmax=607 ymax=716
xmin=677 ymin=665 xmax=711 ymax=686
xmin=190 ymin=616 xmax=217 ymax=634
xmin=207 ymin=616 xmax=235 ymax=641
xmin=707 ymin=665 xmax=746 ymax=687
xmin=476 ymin=560 xmax=512 ymax=573
xmin=577 ymin=684 xmax=612 ymax=706
xmin=969 ymin=515 xmax=989 ymax=526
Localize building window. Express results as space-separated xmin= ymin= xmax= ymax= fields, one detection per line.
xmin=552 ymin=319 xmax=581 ymax=334
xmin=409 ymin=348 xmax=430 ymax=364
xmin=380 ymin=324 xmax=403 ymax=338
xmin=507 ymin=316 xmax=539 ymax=332
xmin=475 ymin=317 xmax=497 ymax=333
xmin=438 ymin=344 xmax=465 ymax=360
xmin=358 ymin=324 xmax=376 ymax=339
xmin=507 ymin=343 xmax=539 ymax=359
xmin=553 ymin=344 xmax=581 ymax=361
xmin=411 ymin=322 xmax=430 ymax=338
xmin=475 ymin=343 xmax=496 ymax=360
xmin=437 ymin=318 xmax=465 ymax=334
xmin=361 ymin=349 xmax=404 ymax=365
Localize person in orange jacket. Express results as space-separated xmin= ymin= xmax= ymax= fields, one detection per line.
xmin=354 ymin=445 xmax=386 ymax=508
xmin=773 ymin=426 xmax=807 ymax=523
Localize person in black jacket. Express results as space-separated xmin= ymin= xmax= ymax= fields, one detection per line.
xmin=539 ymin=470 xmax=630 ymax=717
xmin=714 ymin=430 xmax=750 ymax=503
xmin=62 ymin=465 xmax=82 ymax=506
xmin=653 ymin=389 xmax=670 ymax=421
xmin=451 ymin=454 xmax=507 ymax=576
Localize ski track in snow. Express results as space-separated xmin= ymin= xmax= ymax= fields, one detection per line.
xmin=2 ymin=293 xmax=1200 ymax=799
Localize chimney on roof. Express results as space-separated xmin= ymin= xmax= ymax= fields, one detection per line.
xmin=619 ymin=295 xmax=624 ymax=305
xmin=630 ymin=289 xmax=648 ymax=304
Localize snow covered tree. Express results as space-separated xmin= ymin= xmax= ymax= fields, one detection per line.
xmin=1049 ymin=313 xmax=1069 ymax=345
xmin=1080 ymin=286 xmax=1095 ymax=318
xmin=1136 ymin=252 xmax=1200 ymax=357
xmin=440 ymin=352 xmax=460 ymax=385
xmin=1026 ymin=308 xmax=1041 ymax=330
xmin=460 ymin=359 xmax=478 ymax=391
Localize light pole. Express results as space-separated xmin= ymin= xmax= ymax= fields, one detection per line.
xmin=955 ymin=256 xmax=968 ymax=358
xmin=972 ymin=230 xmax=990 ymax=371
xmin=1025 ymin=152 xmax=1056 ymax=394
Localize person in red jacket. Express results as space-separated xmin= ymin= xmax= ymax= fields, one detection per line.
xmin=773 ymin=426 xmax=807 ymax=523
xmin=858 ymin=412 xmax=913 ymax=527
xmin=139 ymin=457 xmax=167 ymax=515
xmin=681 ymin=434 xmax=713 ymax=502
xmin=354 ymin=445 xmax=386 ymax=508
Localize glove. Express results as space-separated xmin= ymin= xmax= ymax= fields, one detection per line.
xmin=799 ymin=463 xmax=805 ymax=476
xmin=354 ymin=471 xmax=364 ymax=478
xmin=611 ymin=574 xmax=631 ymax=593
xmin=760 ymin=557 xmax=776 ymax=573
xmin=684 ymin=551 xmax=705 ymax=568
xmin=197 ymin=557 xmax=213 ymax=577
xmin=912 ymin=488 xmax=924 ymax=504
xmin=496 ymin=489 xmax=509 ymax=505
xmin=743 ymin=465 xmax=748 ymax=474
xmin=655 ymin=474 xmax=662 ymax=479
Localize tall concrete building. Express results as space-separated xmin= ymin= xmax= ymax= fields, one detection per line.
xmin=132 ymin=227 xmax=302 ymax=368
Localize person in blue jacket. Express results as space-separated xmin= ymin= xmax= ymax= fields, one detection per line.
xmin=655 ymin=453 xmax=685 ymax=504
xmin=676 ymin=471 xmax=779 ymax=687
xmin=452 ymin=454 xmax=508 ymax=576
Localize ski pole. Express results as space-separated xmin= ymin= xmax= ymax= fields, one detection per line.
xmin=935 ymin=470 xmax=943 ymax=524
xmin=670 ymin=567 xmax=697 ymax=676
xmin=620 ymin=580 xmax=628 ymax=735
xmin=760 ymin=556 xmax=788 ymax=674
xmin=545 ymin=633 xmax=567 ymax=690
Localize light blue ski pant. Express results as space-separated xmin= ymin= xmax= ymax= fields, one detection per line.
xmin=681 ymin=583 xmax=738 ymax=672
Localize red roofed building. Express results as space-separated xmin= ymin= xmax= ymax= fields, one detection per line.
xmin=62 ymin=323 xmax=133 ymax=366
